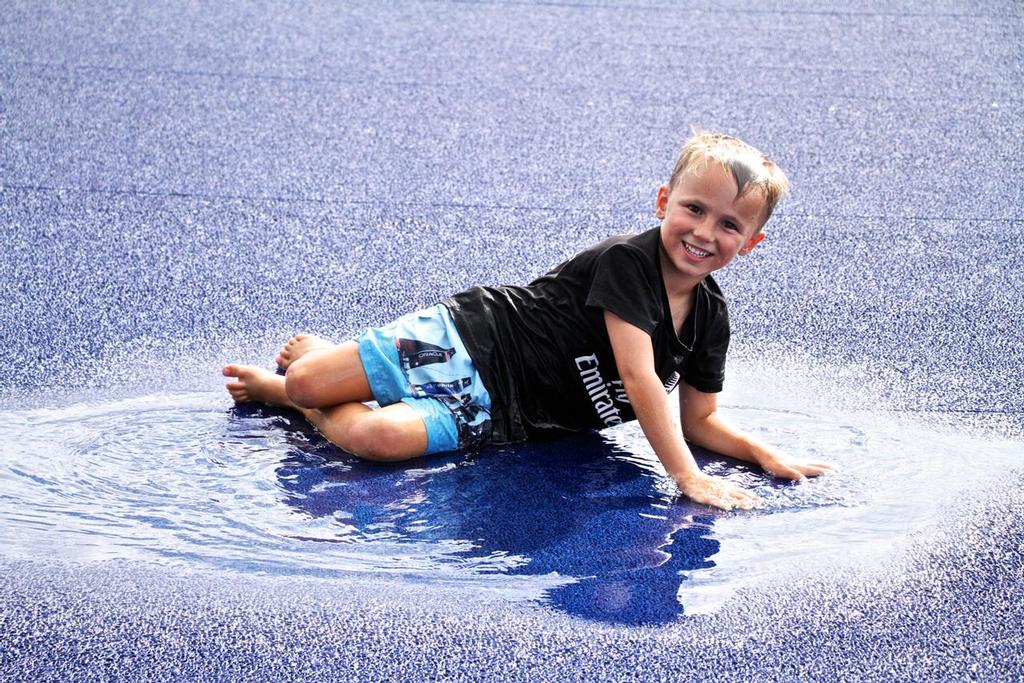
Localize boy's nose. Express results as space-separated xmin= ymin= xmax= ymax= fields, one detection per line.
xmin=692 ymin=216 xmax=714 ymax=240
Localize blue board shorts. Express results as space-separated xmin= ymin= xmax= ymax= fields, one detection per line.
xmin=355 ymin=304 xmax=493 ymax=454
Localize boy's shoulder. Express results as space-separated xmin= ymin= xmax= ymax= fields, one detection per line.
xmin=565 ymin=226 xmax=661 ymax=271
xmin=587 ymin=228 xmax=728 ymax=306
xmin=562 ymin=228 xmax=729 ymax=319
xmin=533 ymin=227 xmax=658 ymax=284
xmin=590 ymin=226 xmax=660 ymax=255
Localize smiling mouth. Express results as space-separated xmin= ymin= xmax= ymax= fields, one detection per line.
xmin=683 ymin=241 xmax=712 ymax=259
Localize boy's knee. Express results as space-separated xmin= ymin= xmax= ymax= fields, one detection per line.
xmin=346 ymin=415 xmax=418 ymax=462
xmin=284 ymin=362 xmax=317 ymax=408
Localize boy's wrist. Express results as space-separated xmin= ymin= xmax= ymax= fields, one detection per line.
xmin=748 ymin=440 xmax=782 ymax=467
xmin=672 ymin=467 xmax=704 ymax=487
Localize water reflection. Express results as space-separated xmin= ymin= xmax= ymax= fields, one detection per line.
xmin=4 ymin=392 xmax=1006 ymax=626
xmin=253 ymin=405 xmax=726 ymax=625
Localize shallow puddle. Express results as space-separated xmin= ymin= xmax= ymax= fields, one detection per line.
xmin=0 ymin=378 xmax=1017 ymax=625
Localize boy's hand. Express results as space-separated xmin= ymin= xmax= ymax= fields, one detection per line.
xmin=755 ymin=447 xmax=834 ymax=481
xmin=675 ymin=471 xmax=761 ymax=511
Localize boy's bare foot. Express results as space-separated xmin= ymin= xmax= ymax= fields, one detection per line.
xmin=223 ymin=364 xmax=296 ymax=408
xmin=275 ymin=334 xmax=335 ymax=370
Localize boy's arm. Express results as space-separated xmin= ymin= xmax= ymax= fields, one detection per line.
xmin=679 ymin=383 xmax=833 ymax=480
xmin=604 ymin=311 xmax=760 ymax=511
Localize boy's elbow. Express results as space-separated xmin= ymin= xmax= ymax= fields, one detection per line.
xmin=680 ymin=413 xmax=706 ymax=438
xmin=680 ymin=405 xmax=715 ymax=438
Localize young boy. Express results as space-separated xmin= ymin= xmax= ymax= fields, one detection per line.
xmin=223 ymin=131 xmax=831 ymax=511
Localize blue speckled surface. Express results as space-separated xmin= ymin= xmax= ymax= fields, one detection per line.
xmin=2 ymin=1 xmax=1022 ymax=680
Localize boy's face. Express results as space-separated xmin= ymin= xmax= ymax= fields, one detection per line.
xmin=656 ymin=163 xmax=767 ymax=289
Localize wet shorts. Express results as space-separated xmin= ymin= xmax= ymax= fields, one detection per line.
xmin=355 ymin=304 xmax=493 ymax=454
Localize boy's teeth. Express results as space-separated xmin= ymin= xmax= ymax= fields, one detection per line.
xmin=684 ymin=242 xmax=710 ymax=257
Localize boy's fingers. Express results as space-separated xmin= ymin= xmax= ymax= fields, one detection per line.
xmin=702 ymin=493 xmax=732 ymax=511
xmin=732 ymin=496 xmax=757 ymax=511
xmin=700 ymin=487 xmax=735 ymax=511
xmin=772 ymin=463 xmax=806 ymax=480
xmin=684 ymin=478 xmax=760 ymax=511
xmin=725 ymin=485 xmax=759 ymax=510
xmin=740 ymin=491 xmax=761 ymax=507
xmin=799 ymin=462 xmax=834 ymax=477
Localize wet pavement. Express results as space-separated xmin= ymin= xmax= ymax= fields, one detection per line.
xmin=2 ymin=1 xmax=1022 ymax=680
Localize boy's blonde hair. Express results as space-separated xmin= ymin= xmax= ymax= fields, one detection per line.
xmin=669 ymin=131 xmax=789 ymax=229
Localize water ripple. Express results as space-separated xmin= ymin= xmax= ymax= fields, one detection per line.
xmin=0 ymin=390 xmax=1017 ymax=623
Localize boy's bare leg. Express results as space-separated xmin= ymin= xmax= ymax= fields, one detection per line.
xmin=280 ymin=340 xmax=376 ymax=408
xmin=309 ymin=400 xmax=429 ymax=462
xmin=223 ymin=364 xmax=428 ymax=462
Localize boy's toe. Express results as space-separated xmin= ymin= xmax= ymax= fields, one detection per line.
xmin=223 ymin=364 xmax=255 ymax=381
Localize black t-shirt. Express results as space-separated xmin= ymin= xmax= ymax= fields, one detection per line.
xmin=443 ymin=227 xmax=730 ymax=444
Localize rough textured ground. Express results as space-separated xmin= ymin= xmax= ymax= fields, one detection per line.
xmin=2 ymin=476 xmax=1021 ymax=681
xmin=2 ymin=1 xmax=1022 ymax=680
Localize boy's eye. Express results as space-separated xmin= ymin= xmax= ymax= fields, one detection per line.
xmin=723 ymin=221 xmax=739 ymax=231
xmin=686 ymin=204 xmax=702 ymax=214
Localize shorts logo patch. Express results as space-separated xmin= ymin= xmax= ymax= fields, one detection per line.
xmin=413 ymin=377 xmax=472 ymax=397
xmin=397 ymin=338 xmax=456 ymax=369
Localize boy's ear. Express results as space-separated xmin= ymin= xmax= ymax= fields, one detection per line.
xmin=655 ymin=185 xmax=669 ymax=219
xmin=739 ymin=231 xmax=765 ymax=255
